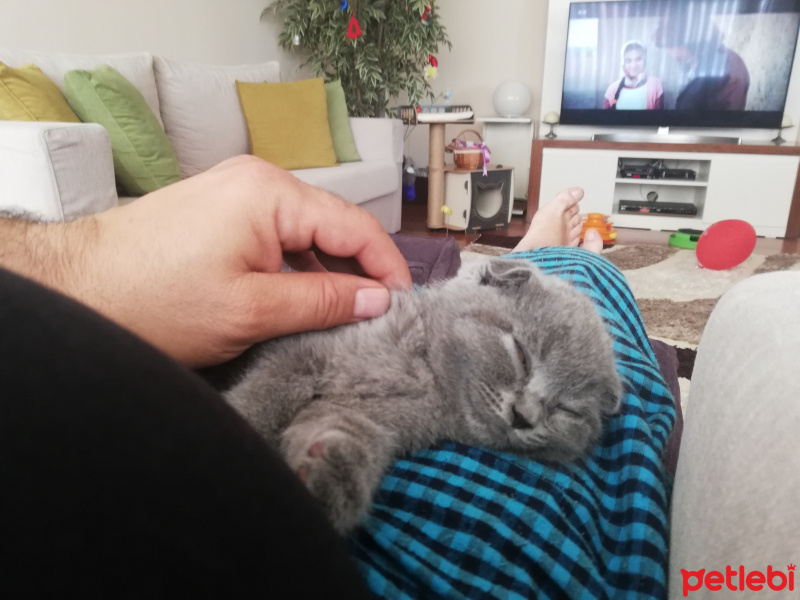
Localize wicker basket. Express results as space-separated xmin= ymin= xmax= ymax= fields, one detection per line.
xmin=447 ymin=129 xmax=486 ymax=170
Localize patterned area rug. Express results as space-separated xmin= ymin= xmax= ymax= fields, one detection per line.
xmin=463 ymin=235 xmax=800 ymax=409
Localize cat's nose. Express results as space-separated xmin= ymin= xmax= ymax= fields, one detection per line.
xmin=511 ymin=406 xmax=534 ymax=430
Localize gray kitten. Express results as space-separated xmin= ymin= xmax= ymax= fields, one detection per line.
xmin=225 ymin=258 xmax=622 ymax=533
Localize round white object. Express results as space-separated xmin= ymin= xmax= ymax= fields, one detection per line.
xmin=493 ymin=80 xmax=531 ymax=117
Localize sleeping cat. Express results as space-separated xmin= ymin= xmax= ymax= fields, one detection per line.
xmin=224 ymin=258 xmax=622 ymax=533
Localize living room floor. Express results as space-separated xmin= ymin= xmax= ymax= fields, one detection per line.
xmin=398 ymin=201 xmax=800 ymax=256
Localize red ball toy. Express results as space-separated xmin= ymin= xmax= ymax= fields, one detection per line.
xmin=695 ymin=219 xmax=757 ymax=270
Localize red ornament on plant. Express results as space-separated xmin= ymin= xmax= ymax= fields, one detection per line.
xmin=428 ymin=54 xmax=438 ymax=68
xmin=347 ymin=15 xmax=362 ymax=39
xmin=421 ymin=5 xmax=431 ymax=23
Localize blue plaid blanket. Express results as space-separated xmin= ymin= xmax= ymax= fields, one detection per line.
xmin=347 ymin=248 xmax=676 ymax=599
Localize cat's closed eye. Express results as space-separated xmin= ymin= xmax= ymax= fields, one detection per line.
xmin=552 ymin=403 xmax=582 ymax=418
xmin=511 ymin=337 xmax=530 ymax=378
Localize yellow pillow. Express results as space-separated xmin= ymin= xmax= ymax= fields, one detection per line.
xmin=236 ymin=78 xmax=338 ymax=170
xmin=0 ymin=63 xmax=80 ymax=122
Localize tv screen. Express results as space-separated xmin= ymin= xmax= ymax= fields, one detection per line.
xmin=560 ymin=0 xmax=800 ymax=129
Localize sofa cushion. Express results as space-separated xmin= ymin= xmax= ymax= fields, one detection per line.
xmin=64 ymin=65 xmax=181 ymax=197
xmin=236 ymin=78 xmax=338 ymax=171
xmin=291 ymin=160 xmax=398 ymax=206
xmin=0 ymin=121 xmax=117 ymax=221
xmin=153 ymin=57 xmax=281 ymax=178
xmin=325 ymin=80 xmax=360 ymax=163
xmin=0 ymin=48 xmax=162 ymax=126
xmin=0 ymin=63 xmax=80 ymax=122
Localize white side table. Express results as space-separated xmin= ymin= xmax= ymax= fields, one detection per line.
xmin=476 ymin=117 xmax=534 ymax=215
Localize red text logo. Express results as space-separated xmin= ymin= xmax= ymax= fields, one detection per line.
xmin=681 ymin=564 xmax=795 ymax=596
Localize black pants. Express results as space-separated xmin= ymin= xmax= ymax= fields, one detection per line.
xmin=0 ymin=268 xmax=369 ymax=599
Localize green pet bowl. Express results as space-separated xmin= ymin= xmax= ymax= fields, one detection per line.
xmin=668 ymin=228 xmax=704 ymax=250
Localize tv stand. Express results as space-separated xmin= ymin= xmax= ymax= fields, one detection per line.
xmin=527 ymin=139 xmax=800 ymax=238
xmin=592 ymin=132 xmax=742 ymax=145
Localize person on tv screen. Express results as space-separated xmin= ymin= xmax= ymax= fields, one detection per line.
xmin=654 ymin=7 xmax=750 ymax=110
xmin=603 ymin=41 xmax=664 ymax=110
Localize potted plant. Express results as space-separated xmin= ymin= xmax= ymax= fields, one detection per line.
xmin=264 ymin=0 xmax=451 ymax=117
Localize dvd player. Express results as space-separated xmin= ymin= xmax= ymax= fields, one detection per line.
xmin=618 ymin=200 xmax=698 ymax=215
xmin=660 ymin=168 xmax=696 ymax=180
xmin=619 ymin=164 xmax=698 ymax=180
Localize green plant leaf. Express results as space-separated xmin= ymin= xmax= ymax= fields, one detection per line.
xmin=266 ymin=0 xmax=450 ymax=117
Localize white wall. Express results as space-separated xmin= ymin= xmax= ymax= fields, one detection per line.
xmin=0 ymin=0 xmax=547 ymax=166
xmin=0 ymin=0 xmax=302 ymax=72
xmin=4 ymin=0 xmax=793 ymax=161
xmin=403 ymin=0 xmax=549 ymax=166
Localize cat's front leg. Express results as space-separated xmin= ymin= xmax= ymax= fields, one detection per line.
xmin=281 ymin=403 xmax=397 ymax=534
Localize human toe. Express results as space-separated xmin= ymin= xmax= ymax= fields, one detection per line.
xmin=554 ymin=187 xmax=583 ymax=209
xmin=582 ymin=228 xmax=603 ymax=254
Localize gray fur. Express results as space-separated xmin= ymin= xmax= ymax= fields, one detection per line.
xmin=225 ymin=258 xmax=622 ymax=533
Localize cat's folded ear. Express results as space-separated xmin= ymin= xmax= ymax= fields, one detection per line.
xmin=479 ymin=259 xmax=538 ymax=291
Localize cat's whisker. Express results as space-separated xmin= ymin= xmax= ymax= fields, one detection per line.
xmin=477 ymin=380 xmax=504 ymax=418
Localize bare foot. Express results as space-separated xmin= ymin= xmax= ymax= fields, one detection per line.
xmin=582 ymin=228 xmax=603 ymax=254
xmin=512 ymin=187 xmax=584 ymax=253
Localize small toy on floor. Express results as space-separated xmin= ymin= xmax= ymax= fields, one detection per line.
xmin=696 ymin=219 xmax=756 ymax=270
xmin=668 ymin=228 xmax=704 ymax=250
xmin=581 ymin=213 xmax=617 ymax=247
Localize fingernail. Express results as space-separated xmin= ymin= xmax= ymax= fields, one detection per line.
xmin=570 ymin=187 xmax=583 ymax=199
xmin=353 ymin=288 xmax=390 ymax=319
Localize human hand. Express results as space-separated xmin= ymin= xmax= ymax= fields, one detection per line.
xmin=55 ymin=156 xmax=412 ymax=366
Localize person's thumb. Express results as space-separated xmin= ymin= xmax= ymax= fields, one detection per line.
xmin=243 ymin=271 xmax=392 ymax=342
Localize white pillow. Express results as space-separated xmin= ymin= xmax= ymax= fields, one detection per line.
xmin=153 ymin=57 xmax=281 ymax=178
xmin=0 ymin=47 xmax=162 ymax=127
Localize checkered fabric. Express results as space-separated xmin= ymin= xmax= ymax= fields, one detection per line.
xmin=347 ymin=247 xmax=676 ymax=599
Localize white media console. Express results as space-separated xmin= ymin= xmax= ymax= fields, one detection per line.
xmin=527 ymin=139 xmax=800 ymax=238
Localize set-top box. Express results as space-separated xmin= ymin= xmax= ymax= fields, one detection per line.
xmin=620 ymin=166 xmax=657 ymax=179
xmin=620 ymin=166 xmax=697 ymax=180
xmin=618 ymin=200 xmax=698 ymax=216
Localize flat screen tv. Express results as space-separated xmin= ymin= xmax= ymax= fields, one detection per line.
xmin=560 ymin=0 xmax=800 ymax=129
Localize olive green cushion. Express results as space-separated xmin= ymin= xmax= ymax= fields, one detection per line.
xmin=324 ymin=80 xmax=360 ymax=163
xmin=64 ymin=64 xmax=181 ymax=196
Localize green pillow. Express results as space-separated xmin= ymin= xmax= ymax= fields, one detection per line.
xmin=63 ymin=65 xmax=181 ymax=196
xmin=0 ymin=62 xmax=80 ymax=122
xmin=236 ymin=77 xmax=338 ymax=171
xmin=324 ymin=80 xmax=360 ymax=163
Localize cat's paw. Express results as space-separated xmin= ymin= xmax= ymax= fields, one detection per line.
xmin=281 ymin=422 xmax=384 ymax=534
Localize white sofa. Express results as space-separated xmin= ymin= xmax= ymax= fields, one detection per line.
xmin=0 ymin=48 xmax=404 ymax=232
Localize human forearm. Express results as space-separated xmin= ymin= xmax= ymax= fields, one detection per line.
xmin=0 ymin=216 xmax=99 ymax=303
xmin=0 ymin=156 xmax=411 ymax=368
